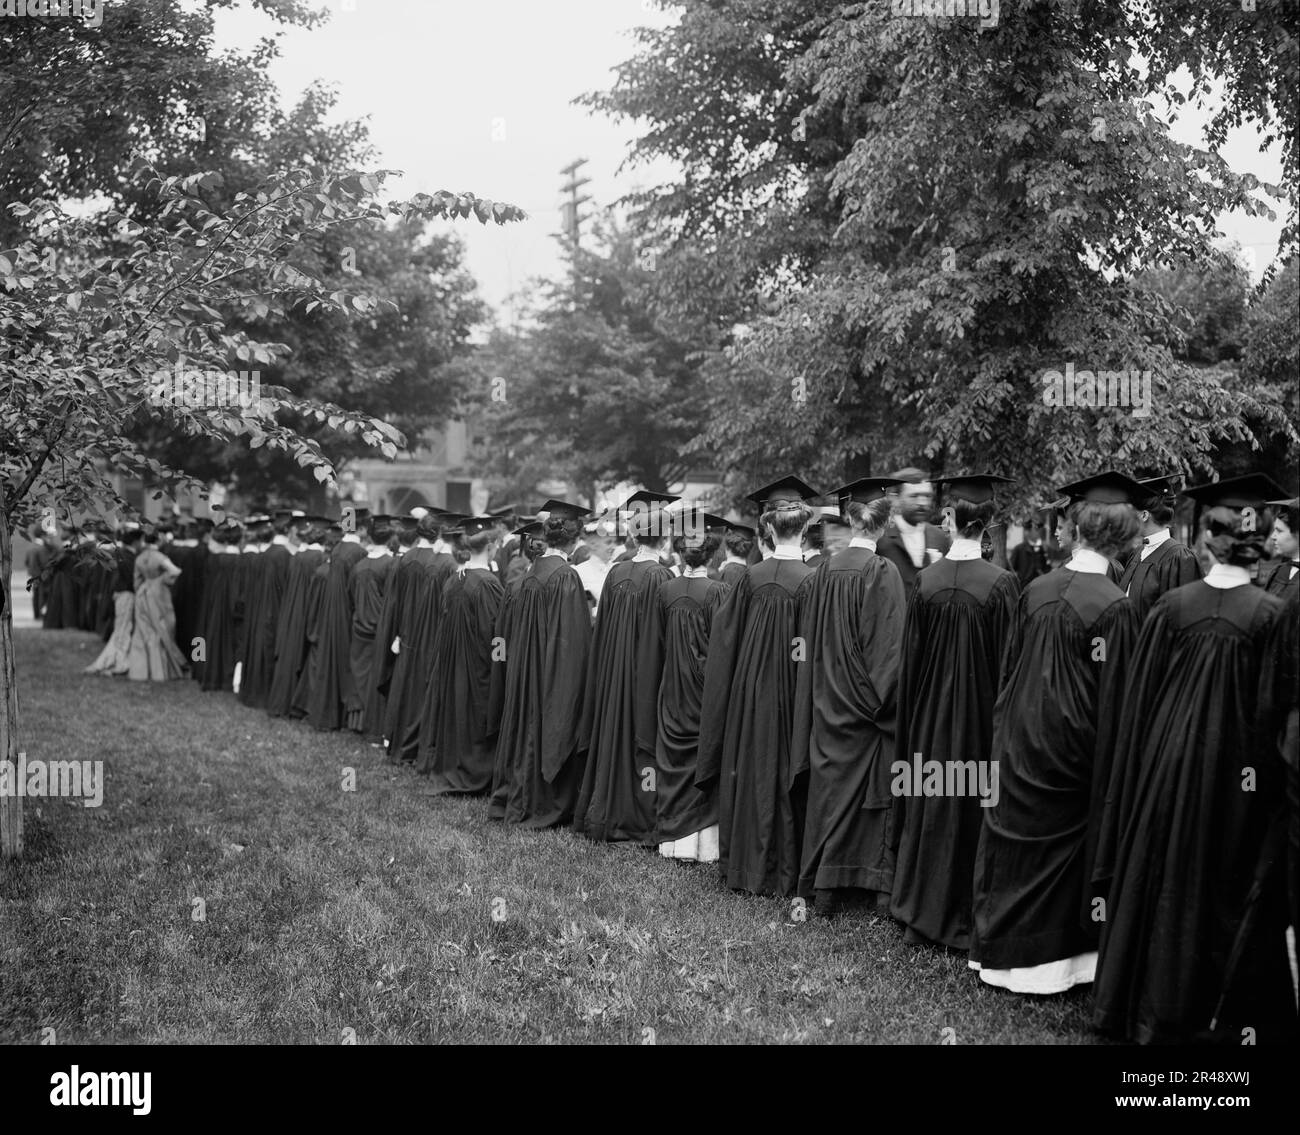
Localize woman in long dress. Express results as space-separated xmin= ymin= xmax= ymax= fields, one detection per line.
xmin=127 ymin=528 xmax=187 ymax=681
xmin=85 ymin=527 xmax=144 ymax=675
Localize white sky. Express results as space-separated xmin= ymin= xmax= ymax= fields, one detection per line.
xmin=211 ymin=0 xmax=1288 ymax=324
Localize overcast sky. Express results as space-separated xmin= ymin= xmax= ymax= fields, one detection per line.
xmin=213 ymin=0 xmax=1287 ymax=324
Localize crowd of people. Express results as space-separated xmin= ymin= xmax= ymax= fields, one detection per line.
xmin=27 ymin=466 xmax=1300 ymax=1045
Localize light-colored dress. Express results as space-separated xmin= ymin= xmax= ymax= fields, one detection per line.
xmin=127 ymin=548 xmax=186 ymax=681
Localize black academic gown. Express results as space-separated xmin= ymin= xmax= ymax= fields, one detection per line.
xmin=697 ymin=554 xmax=817 ymax=896
xmin=496 ymin=553 xmax=592 ymax=829
xmin=230 ymin=549 xmax=261 ymax=671
xmin=375 ymin=547 xmax=437 ymax=758
xmin=890 ymin=555 xmax=1020 ymax=949
xmin=267 ymin=547 xmax=323 ymax=717
xmin=171 ymin=541 xmax=209 ymax=670
xmin=487 ymin=565 xmax=532 ymax=818
xmin=42 ymin=547 xmax=80 ymax=629
xmin=969 ymin=565 xmax=1137 ymax=973
xmin=417 ymin=566 xmax=505 ymax=791
xmin=1118 ymin=536 xmax=1202 ymax=620
xmin=791 ymin=546 xmax=906 ymax=902
xmin=347 ymin=551 xmax=393 ymax=735
xmin=199 ymin=551 xmax=240 ymax=691
xmin=387 ymin=550 xmax=457 ymax=761
xmin=719 ymin=561 xmax=747 ymax=589
xmin=291 ymin=556 xmax=330 ymax=717
xmin=655 ymin=574 xmax=728 ymax=845
xmin=239 ymin=542 xmax=292 ymax=709
xmin=1260 ymin=558 xmax=1299 ymax=602
xmin=306 ymin=539 xmax=366 ymax=731
xmin=1092 ymin=580 xmax=1297 ymax=1045
xmin=574 ymin=557 xmax=675 ymax=843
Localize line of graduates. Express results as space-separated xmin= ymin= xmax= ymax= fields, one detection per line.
xmin=75 ymin=467 xmax=1299 ymax=1047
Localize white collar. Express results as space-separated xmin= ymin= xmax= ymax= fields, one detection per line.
xmin=463 ymin=562 xmax=491 ymax=572
xmin=243 ymin=544 xmax=263 ymax=554
xmin=341 ymin=533 xmax=361 ymax=544
xmin=366 ymin=546 xmax=391 ymax=560
xmin=1065 ymin=547 xmax=1109 ymax=575
xmin=724 ymin=554 xmax=747 ymax=565
xmin=1205 ymin=563 xmax=1251 ymax=589
xmin=682 ymin=566 xmax=709 ymax=578
xmin=772 ymin=545 xmax=803 ymax=560
xmin=849 ymin=536 xmax=877 ymax=551
xmin=542 ymin=549 xmax=568 ymax=559
xmin=415 ymin=538 xmax=434 ymax=549
xmin=1142 ymin=527 xmax=1172 ymax=548
xmin=272 ymin=534 xmax=292 ymax=547
xmin=945 ymin=537 xmax=982 ymax=561
xmin=305 ymin=543 xmax=322 ymax=551
xmin=632 ymin=549 xmax=661 ymax=563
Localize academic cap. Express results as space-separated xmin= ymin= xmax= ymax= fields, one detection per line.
xmin=746 ymin=476 xmax=820 ymax=509
xmin=395 ymin=516 xmax=420 ymax=534
xmin=272 ymin=508 xmax=306 ymax=522
xmin=620 ymin=489 xmax=682 ymax=511
xmin=488 ymin=505 xmax=518 ymax=519
xmin=305 ymin=514 xmax=333 ymax=526
xmin=1266 ymin=497 xmax=1299 ymax=517
xmin=342 ymin=505 xmax=372 ymax=525
xmin=725 ymin=521 xmax=756 ymax=540
xmin=704 ymin=513 xmax=732 ymax=535
xmin=1183 ymin=473 xmax=1288 ymax=510
xmin=828 ymin=477 xmax=903 ymax=508
xmin=369 ymin=514 xmax=398 ymax=530
xmin=934 ymin=473 xmax=1015 ymax=504
xmin=512 ymin=521 xmax=544 ymax=538
xmin=538 ymin=498 xmax=592 ymax=521
xmin=453 ymin=515 xmax=500 ymax=538
xmin=1136 ymin=474 xmax=1183 ymax=501
xmin=245 ymin=513 xmax=272 ymax=526
xmin=1056 ymin=471 xmax=1147 ymax=506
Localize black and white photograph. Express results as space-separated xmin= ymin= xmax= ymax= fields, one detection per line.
xmin=1 ymin=0 xmax=1297 ymax=1096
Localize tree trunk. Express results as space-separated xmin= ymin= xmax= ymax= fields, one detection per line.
xmin=0 ymin=485 xmax=24 ymax=859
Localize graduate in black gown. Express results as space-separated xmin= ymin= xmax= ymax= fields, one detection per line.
xmin=267 ymin=516 xmax=327 ymax=717
xmin=791 ymin=478 xmax=907 ymax=912
xmin=366 ymin=514 xmax=418 ymax=737
xmin=891 ymin=475 xmax=1021 ymax=949
xmin=718 ymin=523 xmax=753 ymax=588
xmin=1260 ymin=496 xmax=1298 ymax=601
xmin=575 ymin=491 xmax=679 ymax=844
xmin=171 ymin=518 xmax=212 ymax=677
xmin=230 ymin=515 xmax=270 ymax=692
xmin=348 ymin=514 xmax=396 ymax=735
xmin=292 ymin=523 xmax=338 ymax=718
xmin=496 ymin=500 xmax=594 ymax=829
xmin=306 ymin=506 xmax=368 ymax=731
xmin=969 ymin=471 xmax=1142 ymax=994
xmin=199 ymin=521 xmax=244 ymax=692
xmin=238 ymin=509 xmax=302 ymax=709
xmin=655 ymin=513 xmax=730 ymax=861
xmin=387 ymin=511 xmax=462 ymax=762
xmin=488 ymin=521 xmax=545 ymax=819
xmin=418 ymin=517 xmax=506 ymax=792
xmin=1093 ymin=473 xmax=1298 ymax=1044
xmin=1117 ymin=474 xmax=1202 ymax=620
xmin=697 ymin=476 xmax=820 ymax=896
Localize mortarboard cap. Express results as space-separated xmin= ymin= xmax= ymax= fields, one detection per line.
xmin=454 ymin=515 xmax=499 ymax=538
xmin=395 ymin=516 xmax=419 ymax=534
xmin=934 ymin=473 xmax=1015 ymax=505
xmin=828 ymin=477 xmax=903 ymax=510
xmin=1056 ymin=471 xmax=1147 ymax=507
xmin=620 ymin=489 xmax=682 ymax=512
xmin=1135 ymin=474 xmax=1183 ymax=503
xmin=538 ymin=498 xmax=592 ymax=521
xmin=512 ymin=521 xmax=544 ymax=538
xmin=1266 ymin=496 xmax=1298 ymax=520
xmin=703 ymin=513 xmax=732 ymax=535
xmin=725 ymin=521 xmax=756 ymax=540
xmin=272 ymin=508 xmax=306 ymax=522
xmin=746 ymin=476 xmax=820 ymax=510
xmin=1183 ymin=473 xmax=1288 ymax=510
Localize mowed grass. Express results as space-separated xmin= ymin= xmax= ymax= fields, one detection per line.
xmin=1 ymin=628 xmax=1098 ymax=1044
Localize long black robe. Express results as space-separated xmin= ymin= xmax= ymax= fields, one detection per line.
xmin=791 ymin=547 xmax=906 ymax=902
xmin=42 ymin=546 xmax=80 ymax=629
xmin=238 ymin=542 xmax=292 ymax=709
xmin=291 ymin=556 xmax=330 ymax=718
xmin=574 ymin=558 xmax=675 ymax=843
xmin=889 ymin=556 xmax=1020 ymax=949
xmin=417 ymin=567 xmax=505 ymax=791
xmin=1092 ymin=581 xmax=1297 ymax=1044
xmin=496 ymin=553 xmax=592 ymax=829
xmin=171 ymin=541 xmax=209 ymax=676
xmin=199 ymin=551 xmax=241 ymax=692
xmin=1273 ymin=593 xmax=1300 ymax=938
xmin=375 ymin=547 xmax=439 ymax=759
xmin=488 ymin=567 xmax=530 ymax=819
xmin=386 ymin=551 xmax=457 ymax=762
xmin=697 ymin=555 xmax=816 ymax=896
xmin=266 ymin=546 xmax=323 ymax=717
xmin=1118 ymin=536 xmax=1202 ymax=620
xmin=655 ymin=575 xmax=728 ymax=844
xmin=969 ymin=566 xmax=1137 ymax=972
xmin=719 ymin=561 xmax=747 ymax=589
xmin=306 ymin=539 xmax=366 ymax=731
xmin=348 ymin=552 xmax=394 ymax=735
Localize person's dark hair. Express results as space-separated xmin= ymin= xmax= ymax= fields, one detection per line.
xmin=724 ymin=529 xmax=754 ymax=559
xmin=1202 ymin=509 xmax=1269 ymax=567
xmin=369 ymin=518 xmax=395 ymax=546
xmin=217 ymin=523 xmax=244 ymax=547
xmin=846 ymin=497 xmax=892 ymax=536
xmin=1139 ymin=491 xmax=1175 ymax=527
xmin=762 ymin=502 xmax=813 ymax=542
xmin=464 ymin=528 xmax=495 ymax=556
xmin=953 ymin=498 xmax=995 ymax=540
xmin=1073 ymin=501 xmax=1138 ymax=560
xmin=142 ymin=525 xmax=161 ymax=545
xmin=415 ymin=514 xmax=443 ymax=541
xmin=543 ymin=514 xmax=582 ymax=549
xmin=121 ymin=527 xmax=145 ymax=547
xmin=1272 ymin=504 xmax=1295 ymax=533
xmin=272 ymin=513 xmax=293 ymax=537
xmin=304 ymin=521 xmax=329 ymax=545
xmin=674 ymin=531 xmax=721 ymax=569
xmin=397 ymin=522 xmax=418 ymax=548
xmin=803 ymin=525 xmax=825 ymax=550
xmin=523 ymin=534 xmax=546 ymax=562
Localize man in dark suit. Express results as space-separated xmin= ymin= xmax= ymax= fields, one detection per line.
xmin=1009 ymin=523 xmax=1051 ymax=588
xmin=875 ymin=466 xmax=950 ymax=592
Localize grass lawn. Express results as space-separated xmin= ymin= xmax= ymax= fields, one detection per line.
xmin=1 ymin=627 xmax=1098 ymax=1044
